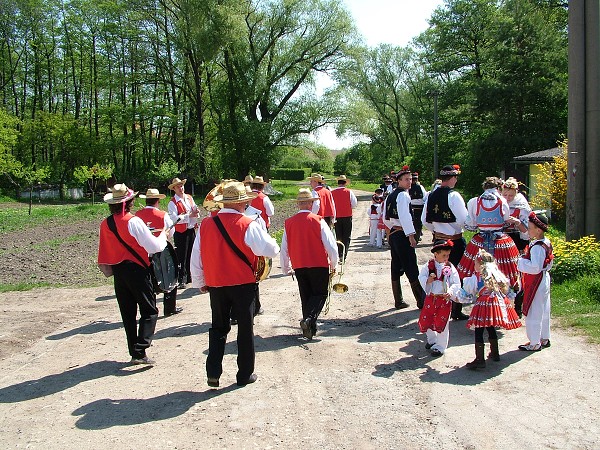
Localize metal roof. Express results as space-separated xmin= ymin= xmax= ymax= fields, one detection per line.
xmin=512 ymin=147 xmax=562 ymax=163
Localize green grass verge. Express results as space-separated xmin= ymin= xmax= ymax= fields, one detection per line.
xmin=552 ymin=275 xmax=600 ymax=343
xmin=0 ymin=282 xmax=55 ymax=293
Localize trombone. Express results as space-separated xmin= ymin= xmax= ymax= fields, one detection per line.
xmin=332 ymin=240 xmax=348 ymax=293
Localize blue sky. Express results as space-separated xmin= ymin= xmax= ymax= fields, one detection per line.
xmin=313 ymin=0 xmax=445 ymax=149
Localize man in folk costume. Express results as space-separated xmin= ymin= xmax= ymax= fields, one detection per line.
xmin=97 ymin=183 xmax=168 ymax=365
xmin=281 ymin=189 xmax=339 ymax=340
xmin=380 ymin=175 xmax=394 ymax=198
xmin=382 ymin=166 xmax=426 ymax=310
xmin=421 ymin=164 xmax=469 ymax=320
xmin=457 ymin=176 xmax=520 ymax=293
xmin=167 ymin=177 xmax=199 ymax=289
xmin=308 ymin=173 xmax=336 ymax=227
xmin=331 ymin=175 xmax=358 ymax=263
xmin=190 ymin=182 xmax=279 ymax=388
xmin=517 ymin=211 xmax=554 ymax=352
xmin=249 ymin=176 xmax=275 ymax=230
xmin=135 ymin=188 xmax=182 ymax=317
xmin=409 ymin=172 xmax=428 ymax=243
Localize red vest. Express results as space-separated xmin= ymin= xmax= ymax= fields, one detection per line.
xmin=98 ymin=213 xmax=150 ymax=267
xmin=135 ymin=208 xmax=166 ymax=237
xmin=284 ymin=212 xmax=329 ymax=269
xmin=331 ymin=187 xmax=352 ymax=218
xmin=170 ymin=194 xmax=194 ymax=233
xmin=315 ymin=186 xmax=336 ymax=218
xmin=200 ymin=213 xmax=256 ymax=287
xmin=250 ymin=191 xmax=270 ymax=228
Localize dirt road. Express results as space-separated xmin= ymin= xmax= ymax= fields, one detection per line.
xmin=0 ymin=193 xmax=598 ymax=449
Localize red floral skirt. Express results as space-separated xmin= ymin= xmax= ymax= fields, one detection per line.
xmin=418 ymin=294 xmax=452 ymax=333
xmin=457 ymin=232 xmax=520 ymax=287
xmin=466 ymin=292 xmax=522 ymax=330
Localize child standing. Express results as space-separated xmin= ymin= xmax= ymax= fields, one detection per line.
xmin=463 ymin=250 xmax=522 ymax=369
xmin=418 ymin=240 xmax=462 ymax=357
xmin=517 ymin=211 xmax=554 ymax=351
xmin=368 ymin=189 xmax=384 ymax=248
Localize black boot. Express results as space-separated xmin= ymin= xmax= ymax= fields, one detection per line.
xmin=409 ymin=280 xmax=425 ymax=309
xmin=488 ymin=338 xmax=500 ymax=361
xmin=451 ymin=302 xmax=469 ymax=320
xmin=392 ymin=279 xmax=409 ymax=309
xmin=466 ymin=343 xmax=486 ymax=370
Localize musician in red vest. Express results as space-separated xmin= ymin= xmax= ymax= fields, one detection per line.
xmin=97 ymin=183 xmax=167 ymax=365
xmin=136 ymin=188 xmax=182 ymax=317
xmin=167 ymin=177 xmax=199 ymax=289
xmin=331 ymin=175 xmax=357 ymax=263
xmin=308 ymin=173 xmax=336 ymax=227
xmin=280 ymin=188 xmax=339 ymax=340
xmin=249 ymin=175 xmax=274 ymax=230
xmin=190 ymin=181 xmax=279 ymax=388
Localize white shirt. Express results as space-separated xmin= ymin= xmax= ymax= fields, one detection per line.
xmin=409 ymin=184 xmax=428 ymax=207
xmin=252 ymin=190 xmax=275 ymax=218
xmin=421 ymin=189 xmax=468 ymax=236
xmin=382 ymin=189 xmax=415 ymax=235
xmin=331 ymin=186 xmax=359 ymax=210
xmin=418 ymin=260 xmax=461 ymax=299
xmin=507 ymin=192 xmax=531 ymax=240
xmin=190 ymin=208 xmax=280 ymax=289
xmin=127 ymin=215 xmax=167 ymax=255
xmin=167 ymin=193 xmax=198 ymax=229
xmin=280 ymin=209 xmax=339 ymax=274
xmin=517 ymin=238 xmax=553 ymax=274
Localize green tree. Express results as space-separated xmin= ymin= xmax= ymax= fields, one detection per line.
xmin=73 ymin=163 xmax=113 ymax=204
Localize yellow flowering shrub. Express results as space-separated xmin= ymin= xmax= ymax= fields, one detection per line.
xmin=530 ymin=140 xmax=567 ymax=221
xmin=548 ymin=231 xmax=600 ymax=283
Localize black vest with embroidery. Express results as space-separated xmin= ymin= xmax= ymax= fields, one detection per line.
xmin=385 ymin=188 xmax=412 ymax=220
xmin=409 ymin=184 xmax=424 ymax=200
xmin=425 ymin=186 xmax=456 ymax=223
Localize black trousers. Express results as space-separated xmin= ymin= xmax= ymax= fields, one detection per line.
xmin=389 ymin=229 xmax=419 ymax=283
xmin=174 ymin=228 xmax=195 ymax=283
xmin=411 ymin=206 xmax=424 ymax=241
xmin=294 ymin=267 xmax=329 ymax=328
xmin=112 ymin=261 xmax=158 ymax=359
xmin=334 ymin=216 xmax=352 ymax=262
xmin=206 ymin=283 xmax=256 ymax=383
xmin=163 ymin=286 xmax=178 ymax=315
xmin=448 ymin=237 xmax=467 ymax=317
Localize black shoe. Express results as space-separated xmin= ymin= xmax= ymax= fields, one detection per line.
xmin=164 ymin=307 xmax=183 ymax=317
xmin=452 ymin=312 xmax=469 ymax=321
xmin=541 ymin=339 xmax=551 ymax=348
xmin=207 ymin=377 xmax=220 ymax=388
xmin=237 ymin=373 xmax=258 ymax=386
xmin=254 ymin=307 xmax=265 ymax=317
xmin=300 ymin=319 xmax=314 ymax=340
xmin=425 ymin=343 xmax=433 ymax=350
xmin=177 ymin=281 xmax=186 ymax=289
xmin=430 ymin=348 xmax=443 ymax=357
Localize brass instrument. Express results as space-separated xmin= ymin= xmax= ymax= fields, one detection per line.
xmin=255 ymin=256 xmax=272 ymax=282
xmin=332 ymin=241 xmax=348 ymax=293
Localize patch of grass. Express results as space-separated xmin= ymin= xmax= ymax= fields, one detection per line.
xmin=32 ymin=234 xmax=86 ymax=250
xmin=348 ymin=181 xmax=380 ymax=193
xmin=0 ymin=282 xmax=55 ymax=293
xmin=0 ymin=202 xmax=106 ymax=234
xmin=552 ymin=274 xmax=600 ymax=343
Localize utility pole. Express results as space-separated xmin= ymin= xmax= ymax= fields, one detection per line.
xmin=432 ymin=90 xmax=439 ymax=181
xmin=567 ymin=0 xmax=600 ymax=240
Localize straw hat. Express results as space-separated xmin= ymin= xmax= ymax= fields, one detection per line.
xmin=336 ymin=175 xmax=349 ymax=183
xmin=243 ymin=175 xmax=254 ymax=185
xmin=168 ymin=177 xmax=186 ymax=190
xmin=252 ymin=175 xmax=267 ymax=185
xmin=103 ymin=183 xmax=138 ymax=204
xmin=307 ymin=173 xmax=322 ymax=182
xmin=213 ymin=181 xmax=257 ymax=204
xmin=296 ymin=188 xmax=319 ymax=202
xmin=139 ymin=188 xmax=166 ymax=199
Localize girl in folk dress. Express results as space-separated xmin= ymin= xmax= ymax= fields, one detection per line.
xmin=418 ymin=240 xmax=462 ymax=357
xmin=517 ymin=211 xmax=554 ymax=352
xmin=463 ymin=250 xmax=522 ymax=370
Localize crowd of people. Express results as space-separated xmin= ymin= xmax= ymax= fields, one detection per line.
xmin=97 ymin=167 xmax=553 ymax=386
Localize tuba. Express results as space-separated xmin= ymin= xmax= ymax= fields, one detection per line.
xmin=255 ymin=256 xmax=272 ymax=282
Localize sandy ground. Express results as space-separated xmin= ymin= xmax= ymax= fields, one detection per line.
xmin=0 ymin=193 xmax=599 ymax=449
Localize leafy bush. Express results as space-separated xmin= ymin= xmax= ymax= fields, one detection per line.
xmin=550 ymin=234 xmax=600 ymax=284
xmin=271 ymin=168 xmax=311 ymax=181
